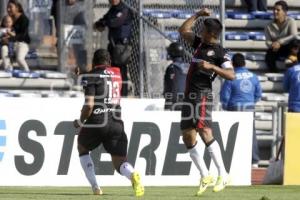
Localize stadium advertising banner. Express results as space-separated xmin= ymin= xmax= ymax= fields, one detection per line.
xmin=0 ymin=98 xmax=253 ymax=186
xmin=284 ymin=113 xmax=300 ymax=185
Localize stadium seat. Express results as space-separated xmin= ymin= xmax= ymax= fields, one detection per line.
xmin=0 ymin=71 xmax=12 ymax=78
xmin=262 ymin=93 xmax=287 ymax=102
xmin=25 ymin=49 xmax=38 ymax=59
xmin=225 ymin=32 xmax=249 ymax=40
xmin=172 ymin=10 xmax=193 ymax=19
xmin=265 ymin=73 xmax=284 ymax=82
xmin=226 ymin=11 xmax=255 ymax=19
xmin=257 ymin=75 xmax=268 ymax=82
xmin=248 ymin=32 xmax=266 ymax=41
xmin=288 ymin=12 xmax=300 ymax=20
xmin=165 ymin=31 xmax=180 ymax=41
xmin=252 ymin=12 xmax=272 ymax=19
xmin=35 ymin=70 xmax=68 ymax=79
xmin=12 ymin=70 xmax=40 ymax=78
xmin=144 ymin=10 xmax=172 ymax=18
xmin=245 ymin=52 xmax=265 ymax=61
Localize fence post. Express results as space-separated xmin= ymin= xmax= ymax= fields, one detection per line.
xmin=139 ymin=0 xmax=144 ymax=98
xmin=220 ymin=0 xmax=225 ymax=47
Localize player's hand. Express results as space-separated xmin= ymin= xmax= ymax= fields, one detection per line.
xmin=271 ymin=41 xmax=281 ymax=51
xmin=73 ymin=119 xmax=81 ymax=128
xmin=195 ymin=8 xmax=211 ymax=17
xmin=198 ymin=60 xmax=214 ymax=70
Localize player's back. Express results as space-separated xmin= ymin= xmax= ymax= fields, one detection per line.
xmin=82 ymin=66 xmax=122 ymax=123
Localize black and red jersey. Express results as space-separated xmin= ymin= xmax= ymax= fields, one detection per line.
xmin=185 ymin=36 xmax=232 ymax=96
xmin=81 ymin=65 xmax=122 ymax=121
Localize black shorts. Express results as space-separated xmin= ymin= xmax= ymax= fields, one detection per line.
xmin=180 ymin=92 xmax=213 ymax=130
xmin=78 ymin=118 xmax=128 ymax=157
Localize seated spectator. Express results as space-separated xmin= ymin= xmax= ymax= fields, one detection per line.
xmin=285 ymin=39 xmax=300 ymax=68
xmin=0 ymin=15 xmax=15 ymax=71
xmin=5 ymin=0 xmax=30 ymax=71
xmin=163 ymin=42 xmax=189 ymax=110
xmin=283 ymin=62 xmax=300 ymax=112
xmin=265 ymin=0 xmax=298 ymax=72
xmin=244 ymin=0 xmax=267 ymax=13
xmin=220 ymin=53 xmax=262 ymax=167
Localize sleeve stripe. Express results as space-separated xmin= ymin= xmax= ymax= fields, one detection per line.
xmin=221 ymin=61 xmax=233 ymax=69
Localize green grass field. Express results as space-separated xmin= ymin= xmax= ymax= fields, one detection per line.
xmin=0 ymin=186 xmax=299 ymax=200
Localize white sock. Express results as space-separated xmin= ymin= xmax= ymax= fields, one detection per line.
xmin=80 ymin=154 xmax=99 ymax=189
xmin=207 ymin=141 xmax=226 ymax=177
xmin=188 ymin=141 xmax=209 ymax=177
xmin=120 ymin=162 xmax=135 ymax=180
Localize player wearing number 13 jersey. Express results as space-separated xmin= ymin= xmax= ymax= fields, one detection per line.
xmin=73 ymin=49 xmax=144 ymax=197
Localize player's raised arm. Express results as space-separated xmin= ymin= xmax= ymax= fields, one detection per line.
xmin=178 ymin=8 xmax=210 ymax=46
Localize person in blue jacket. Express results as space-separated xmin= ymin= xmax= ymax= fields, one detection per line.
xmin=283 ymin=63 xmax=300 ymax=112
xmin=220 ymin=53 xmax=262 ymax=167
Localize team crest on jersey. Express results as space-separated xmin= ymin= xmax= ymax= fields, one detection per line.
xmin=207 ymin=50 xmax=215 ymax=57
xmin=240 ymin=79 xmax=253 ymax=93
xmin=117 ymin=12 xmax=123 ymax=18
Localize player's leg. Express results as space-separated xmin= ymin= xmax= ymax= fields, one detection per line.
xmin=104 ymin=120 xmax=144 ymax=197
xmin=181 ymin=101 xmax=212 ymax=195
xmin=196 ymin=94 xmax=228 ymax=192
xmin=77 ymin=127 xmax=103 ymax=195
xmin=199 ymin=127 xmax=228 ymax=192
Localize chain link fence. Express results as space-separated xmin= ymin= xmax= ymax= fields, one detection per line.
xmin=93 ymin=0 xmax=222 ymax=98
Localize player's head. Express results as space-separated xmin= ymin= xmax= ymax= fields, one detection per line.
xmin=273 ymin=1 xmax=288 ymax=20
xmin=92 ymin=49 xmax=111 ymax=67
xmin=167 ymin=42 xmax=184 ymax=59
xmin=109 ymin=0 xmax=121 ymax=6
xmin=66 ymin=0 xmax=77 ymax=6
xmin=201 ymin=18 xmax=223 ymax=42
xmin=232 ymin=53 xmax=245 ymax=68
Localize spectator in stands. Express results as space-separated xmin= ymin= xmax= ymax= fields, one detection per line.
xmin=5 ymin=0 xmax=30 ymax=71
xmin=283 ymin=63 xmax=300 ymax=112
xmin=244 ymin=0 xmax=267 ymax=13
xmin=220 ymin=53 xmax=262 ymax=167
xmin=94 ymin=0 xmax=133 ymax=97
xmin=163 ymin=42 xmax=189 ymax=110
xmin=285 ymin=39 xmax=300 ymax=68
xmin=1 ymin=15 xmax=15 ymax=71
xmin=265 ymin=0 xmax=298 ymax=72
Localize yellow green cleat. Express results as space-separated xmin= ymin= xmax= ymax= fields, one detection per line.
xmin=131 ymin=172 xmax=145 ymax=197
xmin=213 ymin=176 xmax=228 ymax=192
xmin=196 ymin=175 xmax=214 ymax=196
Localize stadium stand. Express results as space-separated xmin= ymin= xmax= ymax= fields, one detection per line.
xmin=1 ymin=0 xmax=296 ymax=173
xmin=0 ymin=0 xmax=70 ymax=91
xmin=92 ymin=0 xmax=300 ymax=171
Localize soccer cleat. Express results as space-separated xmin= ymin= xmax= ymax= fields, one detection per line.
xmin=131 ymin=172 xmax=145 ymax=197
xmin=213 ymin=176 xmax=228 ymax=192
xmin=196 ymin=175 xmax=214 ymax=196
xmin=92 ymin=187 xmax=103 ymax=195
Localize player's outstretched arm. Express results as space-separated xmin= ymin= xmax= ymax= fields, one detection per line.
xmin=178 ymin=8 xmax=210 ymax=46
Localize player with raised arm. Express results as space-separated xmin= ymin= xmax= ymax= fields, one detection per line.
xmin=73 ymin=49 xmax=144 ymax=197
xmin=178 ymin=8 xmax=235 ymax=195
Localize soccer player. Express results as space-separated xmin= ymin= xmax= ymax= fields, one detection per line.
xmin=178 ymin=8 xmax=235 ymax=195
xmin=73 ymin=49 xmax=144 ymax=197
